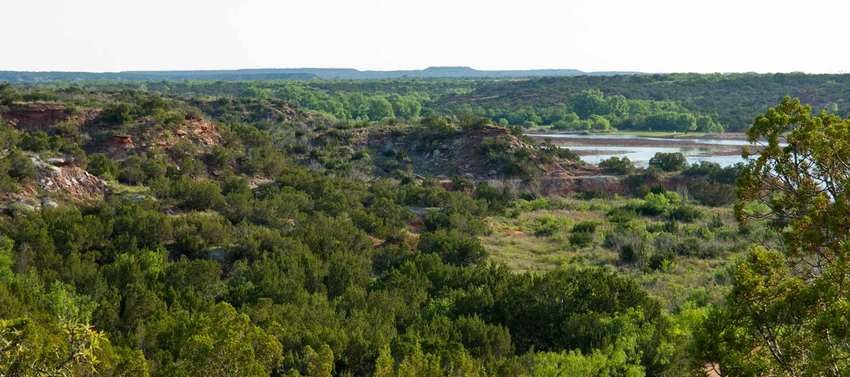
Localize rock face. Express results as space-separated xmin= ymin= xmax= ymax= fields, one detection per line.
xmin=535 ymin=175 xmax=629 ymax=196
xmin=95 ymin=118 xmax=224 ymax=162
xmin=1 ymin=104 xmax=83 ymax=132
xmin=526 ymin=174 xmax=707 ymax=197
xmin=31 ymin=156 xmax=109 ymax=201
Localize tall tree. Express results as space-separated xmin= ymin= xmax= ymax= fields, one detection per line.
xmin=693 ymin=97 xmax=850 ymax=376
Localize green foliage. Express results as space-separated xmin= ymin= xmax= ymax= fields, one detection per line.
xmin=694 ymin=97 xmax=850 ymax=375
xmin=569 ymin=231 xmax=594 ymax=247
xmin=688 ymin=181 xmax=737 ymax=207
xmin=86 ymin=153 xmax=119 ymax=180
xmin=100 ymin=103 xmax=140 ymax=124
xmin=532 ymin=214 xmax=565 ymax=237
xmin=158 ymin=303 xmax=284 ymax=376
xmin=0 ymin=84 xmax=768 ymax=377
xmin=523 ymin=312 xmax=647 ymax=377
xmin=648 ymin=152 xmax=687 ymax=172
xmin=0 ymin=83 xmax=22 ymax=107
xmin=666 ymin=205 xmax=703 ymax=222
xmin=419 ymin=229 xmax=487 ymax=267
xmin=599 ymin=156 xmax=635 ymax=175
xmin=416 ymin=115 xmax=456 ymax=141
xmin=636 ymin=192 xmax=669 ymax=216
xmin=4 ymin=149 xmax=36 ymax=182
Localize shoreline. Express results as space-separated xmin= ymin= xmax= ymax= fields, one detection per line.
xmin=529 ymin=135 xmax=746 ymax=151
xmin=526 ymin=130 xmax=750 ymax=141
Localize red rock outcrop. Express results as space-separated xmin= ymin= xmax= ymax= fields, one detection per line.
xmin=1 ymin=104 xmax=79 ymax=131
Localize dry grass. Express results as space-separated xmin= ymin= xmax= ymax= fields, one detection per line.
xmin=481 ymin=199 xmax=747 ymax=309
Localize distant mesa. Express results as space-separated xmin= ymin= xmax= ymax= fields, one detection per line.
xmin=0 ymin=67 xmax=643 ymax=82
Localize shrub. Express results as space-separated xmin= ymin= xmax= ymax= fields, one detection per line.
xmin=172 ymin=177 xmax=225 ymax=211
xmin=206 ymin=146 xmax=234 ymax=169
xmin=620 ymin=243 xmax=649 ymax=266
xmin=5 ymin=150 xmax=36 ymax=181
xmin=474 ymin=181 xmax=515 ymax=213
xmin=572 ymin=221 xmax=598 ymax=234
xmin=648 ymin=249 xmax=677 ymax=271
xmin=19 ymin=132 xmax=54 ymax=152
xmin=118 ymin=156 xmax=146 ymax=184
xmin=457 ymin=113 xmax=491 ymax=131
xmin=372 ymin=243 xmax=414 ymax=274
xmin=86 ymin=153 xmax=119 ymax=180
xmin=667 ymin=205 xmax=703 ymax=222
xmin=416 ymin=115 xmax=456 ymax=140
xmin=599 ymin=156 xmax=635 ymax=174
xmin=649 ymin=184 xmax=667 ymax=194
xmin=637 ymin=192 xmax=669 ymax=216
xmin=533 ymin=214 xmax=563 ymax=237
xmin=451 ymin=174 xmax=474 ymax=192
xmin=424 ymin=210 xmax=486 ymax=237
xmin=648 ymin=152 xmax=687 ymax=172
xmin=689 ymin=181 xmax=737 ymax=207
xmin=574 ymin=189 xmax=608 ymax=200
xmin=624 ymin=167 xmax=662 ymax=196
xmin=606 ymin=206 xmax=638 ymax=223
xmin=100 ymin=103 xmax=140 ymax=124
xmin=419 ymin=229 xmax=487 ymax=266
xmin=569 ymin=231 xmax=594 ymax=247
xmin=674 ymin=237 xmax=703 ymax=257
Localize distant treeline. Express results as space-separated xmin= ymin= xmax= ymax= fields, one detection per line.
xmin=12 ymin=72 xmax=850 ymax=131
xmin=0 ymin=66 xmax=637 ymax=83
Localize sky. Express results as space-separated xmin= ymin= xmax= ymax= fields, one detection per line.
xmin=1 ymin=0 xmax=848 ymax=74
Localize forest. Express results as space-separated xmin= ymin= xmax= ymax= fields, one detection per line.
xmin=0 ymin=77 xmax=848 ymax=377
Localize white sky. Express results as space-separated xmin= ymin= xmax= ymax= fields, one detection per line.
xmin=1 ymin=0 xmax=848 ymax=73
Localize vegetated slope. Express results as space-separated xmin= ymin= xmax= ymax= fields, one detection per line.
xmin=0 ymin=85 xmax=702 ymax=376
xmin=44 ymin=73 xmax=850 ymax=132
xmin=362 ymin=124 xmax=585 ymax=181
xmin=429 ymin=73 xmax=850 ymax=130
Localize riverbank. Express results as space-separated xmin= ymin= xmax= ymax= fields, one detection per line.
xmin=527 ymin=134 xmax=746 ymax=150
xmin=526 ymin=130 xmax=749 ymax=140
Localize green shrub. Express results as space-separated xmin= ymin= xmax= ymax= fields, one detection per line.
xmin=206 ymin=146 xmax=234 ymax=169
xmin=689 ymin=181 xmax=737 ymax=207
xmin=667 ymin=205 xmax=703 ymax=222
xmin=19 ymin=131 xmax=54 ymax=152
xmin=624 ymin=167 xmax=662 ymax=196
xmin=599 ymin=156 xmax=634 ymax=174
xmin=637 ymin=192 xmax=669 ymax=216
xmin=674 ymin=237 xmax=703 ymax=257
xmin=172 ymin=177 xmax=225 ymax=211
xmin=86 ymin=153 xmax=119 ymax=180
xmin=606 ymin=206 xmax=638 ymax=223
xmin=100 ymin=103 xmax=140 ymax=124
xmin=574 ymin=189 xmax=608 ymax=200
xmin=648 ymin=249 xmax=677 ymax=271
xmin=572 ymin=221 xmax=598 ymax=234
xmin=569 ymin=231 xmax=594 ymax=247
xmin=534 ymin=214 xmax=563 ymax=237
xmin=5 ymin=150 xmax=35 ymax=181
xmin=648 ymin=152 xmax=687 ymax=172
xmin=620 ymin=243 xmax=649 ymax=266
xmin=419 ymin=229 xmax=487 ymax=266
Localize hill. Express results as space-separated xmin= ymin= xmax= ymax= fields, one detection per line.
xmin=0 ymin=66 xmax=641 ymax=82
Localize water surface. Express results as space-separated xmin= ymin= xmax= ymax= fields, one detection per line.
xmin=537 ymin=134 xmax=762 ymax=167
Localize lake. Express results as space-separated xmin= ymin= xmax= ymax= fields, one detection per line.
xmin=532 ymin=133 xmax=763 ymax=168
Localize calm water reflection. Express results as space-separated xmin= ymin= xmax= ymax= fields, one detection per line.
xmin=537 ymin=134 xmax=762 ymax=167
